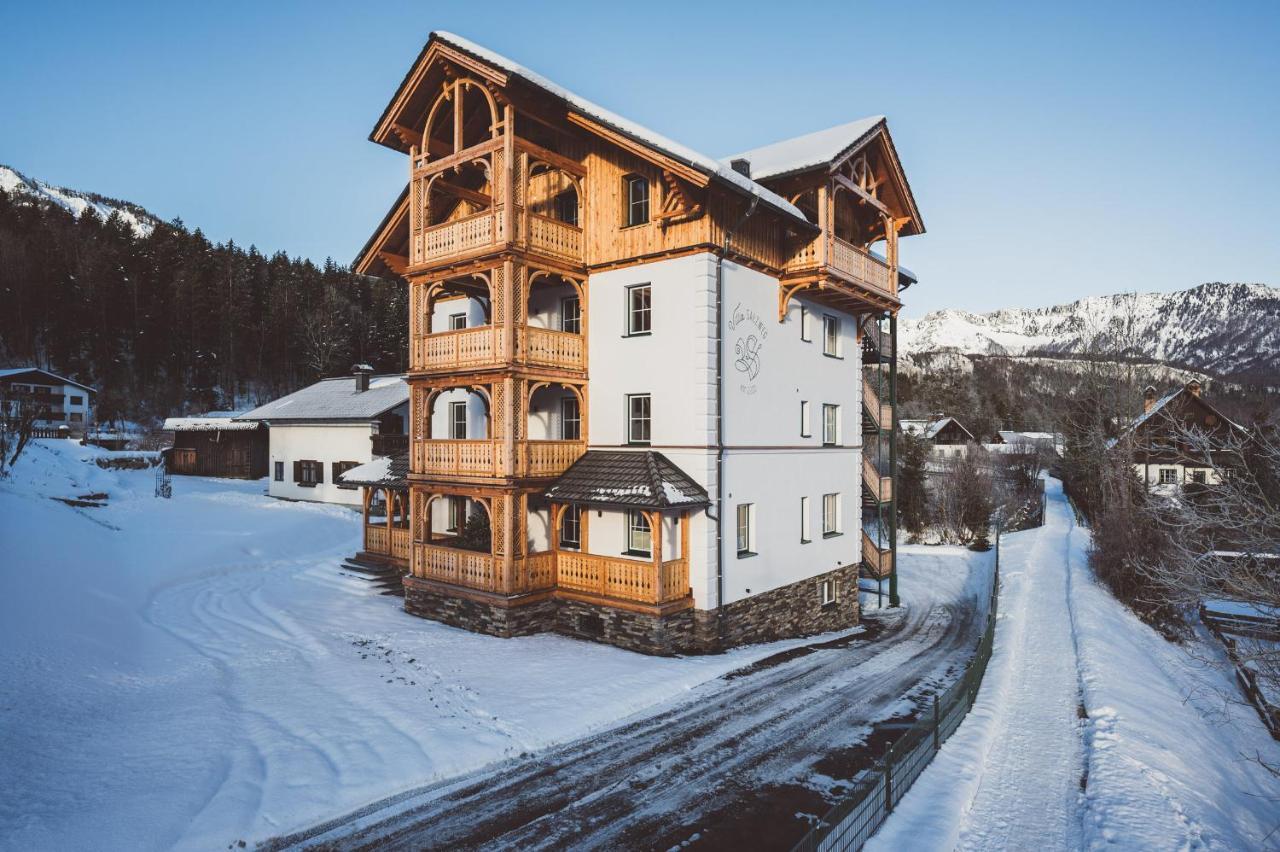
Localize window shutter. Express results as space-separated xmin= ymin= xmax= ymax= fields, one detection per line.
xmin=314 ymin=461 xmax=323 ymax=484
xmin=332 ymin=461 xmax=340 ymax=482
xmin=293 ymin=461 xmax=302 ymax=482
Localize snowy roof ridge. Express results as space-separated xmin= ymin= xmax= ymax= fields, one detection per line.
xmin=0 ymin=366 xmax=97 ymax=392
xmin=428 ymin=32 xmax=810 ymax=227
xmin=237 ymin=374 xmax=409 ymax=423
xmin=164 ymin=415 xmax=262 ymax=432
xmin=1106 ymin=385 xmax=1245 ymax=449
xmin=719 ymin=116 xmax=885 ymax=182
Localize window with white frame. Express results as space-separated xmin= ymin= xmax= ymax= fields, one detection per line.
xmin=736 ymin=503 xmax=755 ymax=556
xmin=560 ymin=295 xmax=581 ymax=334
xmin=560 ymin=505 xmax=581 ymax=548
xmin=800 ymin=400 xmax=811 ymax=437
xmin=822 ymin=492 xmax=841 ymax=535
xmin=800 ymin=496 xmax=811 ymax=543
xmin=820 ymin=578 xmax=837 ymax=605
xmin=1159 ymin=468 xmax=1178 ymax=485
xmin=627 ymin=510 xmax=652 ymax=556
xmin=627 ymin=284 xmax=651 ymax=335
xmin=447 ymin=496 xmax=463 ymax=532
xmin=800 ymin=305 xmax=812 ymax=342
xmin=448 ymin=312 xmax=467 ymax=331
xmin=624 ymin=174 xmax=650 ymax=226
xmin=449 ymin=401 xmax=467 ymax=439
xmin=823 ymin=404 xmax=840 ymax=445
xmin=627 ymin=393 xmax=651 ymax=445
xmin=560 ymin=397 xmax=581 ymax=441
xmin=823 ymin=315 xmax=840 ymax=356
xmin=1189 ymin=469 xmax=1207 ymax=484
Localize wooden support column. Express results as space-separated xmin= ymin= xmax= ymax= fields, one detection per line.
xmin=651 ymin=510 xmax=664 ymax=602
xmin=501 ymin=492 xmax=516 ymax=592
xmin=502 ymin=104 xmax=515 ymax=243
xmin=385 ymin=488 xmax=394 ymax=542
xmin=680 ymin=511 xmax=690 ymax=561
xmin=550 ymin=502 xmax=563 ymax=555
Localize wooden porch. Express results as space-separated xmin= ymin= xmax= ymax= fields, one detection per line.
xmin=364 ymin=524 xmax=412 ymax=563
xmin=409 ymin=542 xmax=691 ymax=608
xmin=410 ymin=325 xmax=585 ymax=374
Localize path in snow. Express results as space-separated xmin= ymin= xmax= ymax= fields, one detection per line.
xmin=266 ymin=546 xmax=994 ymax=852
xmin=953 ymin=482 xmax=1085 ymax=850
xmin=870 ymin=478 xmax=1280 ymax=851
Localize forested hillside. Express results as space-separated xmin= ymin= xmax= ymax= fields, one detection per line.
xmin=0 ymin=185 xmax=405 ymax=423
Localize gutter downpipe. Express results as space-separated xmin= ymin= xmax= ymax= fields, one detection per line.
xmin=712 ymin=193 xmax=760 ymax=650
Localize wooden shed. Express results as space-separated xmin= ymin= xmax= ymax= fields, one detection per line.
xmin=163 ymin=413 xmax=269 ymax=479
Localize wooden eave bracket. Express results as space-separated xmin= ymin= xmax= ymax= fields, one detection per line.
xmin=656 ymin=170 xmax=705 ymax=227
xmin=378 ymin=252 xmax=409 ymax=276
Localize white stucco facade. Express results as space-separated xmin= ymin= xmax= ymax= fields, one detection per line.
xmin=584 ymin=253 xmax=864 ymax=610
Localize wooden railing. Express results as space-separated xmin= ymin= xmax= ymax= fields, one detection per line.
xmin=371 ymin=433 xmax=409 ymax=457
xmin=524 ymin=213 xmax=583 ymax=262
xmin=365 ymin=524 xmax=388 ymax=554
xmin=862 ymin=530 xmax=894 ymax=578
xmin=413 ymin=439 xmax=585 ymax=479
xmin=830 ymin=236 xmax=894 ymax=296
xmin=390 ymin=528 xmax=411 ymax=561
xmin=411 ymin=326 xmax=585 ymax=373
xmin=863 ymin=456 xmax=893 ymax=503
xmin=521 ymin=327 xmax=585 ymax=371
xmin=413 ymin=542 xmax=500 ymax=591
xmin=861 ymin=376 xmax=894 ymax=431
xmin=786 ymin=234 xmax=896 ymax=299
xmin=556 ymin=552 xmax=689 ymax=605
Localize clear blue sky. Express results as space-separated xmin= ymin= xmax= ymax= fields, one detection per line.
xmin=2 ymin=0 xmax=1277 ymax=316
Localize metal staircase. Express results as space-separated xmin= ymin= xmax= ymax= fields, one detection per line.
xmin=860 ymin=313 xmax=898 ymax=605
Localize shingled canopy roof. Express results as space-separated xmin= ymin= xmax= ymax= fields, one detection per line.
xmin=339 ymin=452 xmax=409 ymax=490
xmin=545 ymin=451 xmax=709 ymax=511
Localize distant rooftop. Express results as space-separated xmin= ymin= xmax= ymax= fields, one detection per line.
xmin=238 ymin=374 xmax=408 ymax=423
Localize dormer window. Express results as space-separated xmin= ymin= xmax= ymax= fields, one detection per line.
xmin=624 ymin=174 xmax=649 ymax=226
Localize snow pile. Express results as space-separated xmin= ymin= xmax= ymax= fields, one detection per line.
xmin=0 ymin=164 xmax=159 ymax=237
xmin=868 ymin=478 xmax=1280 ymax=850
xmin=0 ymin=440 xmax=840 ymax=850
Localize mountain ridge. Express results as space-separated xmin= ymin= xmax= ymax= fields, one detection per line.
xmin=900 ymin=282 xmax=1280 ymax=381
xmin=0 ymin=164 xmax=161 ymax=237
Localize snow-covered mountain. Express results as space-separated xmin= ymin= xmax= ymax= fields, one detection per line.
xmin=0 ymin=164 xmax=160 ymax=237
xmin=900 ymin=282 xmax=1280 ymax=379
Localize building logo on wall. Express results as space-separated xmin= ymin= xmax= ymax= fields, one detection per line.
xmin=729 ymin=302 xmax=768 ymax=395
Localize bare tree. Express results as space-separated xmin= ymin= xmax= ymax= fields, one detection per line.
xmin=0 ymin=388 xmax=39 ymax=477
xmin=931 ymin=447 xmax=994 ymax=545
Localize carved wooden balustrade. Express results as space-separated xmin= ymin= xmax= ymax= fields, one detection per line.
xmin=411 ymin=439 xmax=585 ymax=480
xmin=410 ymin=325 xmax=584 ymax=373
xmin=363 ymin=525 xmax=412 ymax=562
xmin=786 ymin=233 xmax=896 ymax=299
xmin=410 ymin=543 xmax=689 ymax=605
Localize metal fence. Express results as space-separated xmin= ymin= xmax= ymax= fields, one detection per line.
xmin=791 ymin=530 xmax=1003 ymax=852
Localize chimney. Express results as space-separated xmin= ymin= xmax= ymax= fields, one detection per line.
xmin=730 ymin=158 xmax=751 ymax=178
xmin=1142 ymin=385 xmax=1157 ymax=413
xmin=1186 ymin=379 xmax=1202 ymax=398
xmin=352 ymin=363 xmax=374 ymax=393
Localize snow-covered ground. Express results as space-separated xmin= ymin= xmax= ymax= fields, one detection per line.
xmin=0 ymin=440 xmax=855 ymax=851
xmin=869 ymin=477 xmax=1280 ymax=851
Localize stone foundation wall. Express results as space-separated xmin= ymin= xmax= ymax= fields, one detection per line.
xmin=401 ymin=564 xmax=860 ymax=656
xmin=698 ymin=564 xmax=861 ymax=651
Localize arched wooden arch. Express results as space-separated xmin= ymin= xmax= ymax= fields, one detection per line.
xmin=422 ymin=492 xmax=493 ymax=524
xmin=526 ymin=160 xmax=584 ymax=221
xmin=423 ymin=272 xmax=493 ymax=333
xmin=527 ymin=270 xmax=585 ymax=303
xmin=422 ymin=77 xmax=501 ymax=162
xmin=526 ymin=380 xmax=585 ymax=410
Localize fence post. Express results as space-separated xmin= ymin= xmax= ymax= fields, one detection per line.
xmin=884 ymin=754 xmax=893 ymax=813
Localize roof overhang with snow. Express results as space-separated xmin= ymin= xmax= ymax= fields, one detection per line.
xmin=0 ymin=367 xmax=96 ymax=393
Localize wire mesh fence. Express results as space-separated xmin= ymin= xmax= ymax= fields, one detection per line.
xmin=791 ymin=529 xmax=1003 ymax=852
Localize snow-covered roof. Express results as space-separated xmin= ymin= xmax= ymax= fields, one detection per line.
xmin=0 ymin=367 xmax=96 ymax=393
xmin=340 ymin=453 xmax=408 ymax=489
xmin=900 ymin=416 xmax=972 ymax=442
xmin=1106 ymin=384 xmax=1244 ymax=449
xmin=544 ymin=451 xmax=709 ymax=510
xmin=426 ymin=32 xmax=811 ymax=228
xmin=164 ymin=413 xmax=262 ymax=432
xmin=720 ymin=116 xmax=885 ymax=182
xmin=237 ymin=375 xmax=409 ymax=423
xmin=998 ymin=430 xmax=1059 ymax=445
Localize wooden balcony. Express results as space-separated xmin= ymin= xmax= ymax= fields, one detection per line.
xmin=412 ymin=439 xmax=585 ymax=480
xmin=410 ymin=543 xmax=689 ymax=606
xmin=861 ymin=376 xmax=893 ymax=432
xmin=862 ymin=530 xmax=894 ymax=578
xmin=364 ymin=524 xmax=411 ymax=562
xmin=862 ymin=456 xmax=893 ymax=504
xmin=410 ymin=325 xmax=584 ymax=374
xmin=786 ymin=234 xmax=897 ymax=303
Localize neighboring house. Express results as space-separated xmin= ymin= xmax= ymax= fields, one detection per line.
xmin=0 ymin=367 xmax=95 ymax=434
xmin=900 ymin=416 xmax=975 ymax=458
xmin=1110 ymin=380 xmax=1246 ymax=489
xmin=350 ymin=32 xmax=924 ymax=654
xmin=237 ymin=367 xmax=409 ymax=506
xmin=993 ymin=430 xmax=1062 ymax=453
xmin=162 ymin=412 xmax=269 ymax=479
